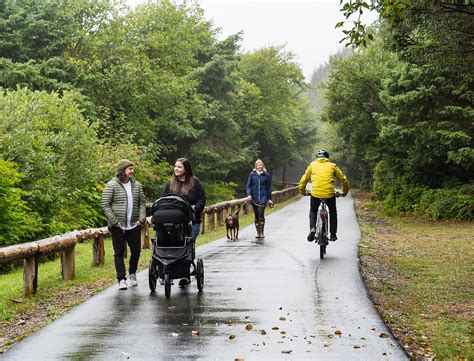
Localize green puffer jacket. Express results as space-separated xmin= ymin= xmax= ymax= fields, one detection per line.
xmin=101 ymin=177 xmax=146 ymax=227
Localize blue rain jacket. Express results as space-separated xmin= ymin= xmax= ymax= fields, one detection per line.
xmin=246 ymin=170 xmax=272 ymax=205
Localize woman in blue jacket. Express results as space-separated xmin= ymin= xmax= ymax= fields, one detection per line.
xmin=246 ymin=159 xmax=273 ymax=238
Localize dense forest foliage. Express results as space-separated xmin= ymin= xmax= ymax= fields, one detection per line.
xmin=1 ymin=0 xmax=472 ymax=247
xmin=319 ymin=0 xmax=473 ymax=220
xmin=0 ymin=0 xmax=318 ymax=246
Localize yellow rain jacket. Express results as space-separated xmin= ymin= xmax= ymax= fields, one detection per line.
xmin=299 ymin=158 xmax=349 ymax=198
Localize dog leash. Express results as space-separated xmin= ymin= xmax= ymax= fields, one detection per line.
xmin=234 ymin=199 xmax=249 ymax=214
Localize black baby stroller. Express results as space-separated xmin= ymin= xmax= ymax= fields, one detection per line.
xmin=148 ymin=194 xmax=204 ymax=298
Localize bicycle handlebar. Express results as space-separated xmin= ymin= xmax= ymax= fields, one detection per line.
xmin=305 ymin=191 xmax=343 ymax=198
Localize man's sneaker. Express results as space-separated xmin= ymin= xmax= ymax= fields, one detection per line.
xmin=178 ymin=278 xmax=190 ymax=288
xmin=307 ymin=228 xmax=316 ymax=242
xmin=330 ymin=234 xmax=337 ymax=242
xmin=129 ymin=273 xmax=138 ymax=287
xmin=118 ymin=279 xmax=128 ymax=290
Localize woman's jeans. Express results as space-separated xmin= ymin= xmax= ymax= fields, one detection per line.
xmin=191 ymin=223 xmax=201 ymax=241
xmin=187 ymin=223 xmax=201 ymax=262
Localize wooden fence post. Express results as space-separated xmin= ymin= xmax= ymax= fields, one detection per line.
xmin=61 ymin=245 xmax=75 ymax=280
xmin=93 ymin=234 xmax=105 ymax=266
xmin=141 ymin=222 xmax=150 ymax=249
xmin=207 ymin=208 xmax=215 ymax=232
xmin=23 ymin=256 xmax=38 ymax=296
xmin=216 ymin=208 xmax=224 ymax=226
xmin=200 ymin=214 xmax=205 ymax=235
xmin=245 ymin=201 xmax=252 ymax=214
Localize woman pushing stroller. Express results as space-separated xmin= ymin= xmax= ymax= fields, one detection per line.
xmin=162 ymin=158 xmax=206 ymax=287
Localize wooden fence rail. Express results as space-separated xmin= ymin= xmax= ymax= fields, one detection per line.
xmin=0 ymin=186 xmax=299 ymax=295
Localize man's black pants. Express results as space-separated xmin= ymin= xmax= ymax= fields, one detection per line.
xmin=110 ymin=226 xmax=141 ymax=281
xmin=309 ymin=196 xmax=337 ymax=236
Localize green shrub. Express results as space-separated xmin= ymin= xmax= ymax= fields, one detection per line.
xmin=418 ymin=184 xmax=474 ymax=221
xmin=202 ymin=181 xmax=238 ymax=205
xmin=0 ymin=88 xmax=102 ymax=241
xmin=0 ymin=159 xmax=40 ymax=247
xmin=373 ymin=160 xmax=473 ymax=220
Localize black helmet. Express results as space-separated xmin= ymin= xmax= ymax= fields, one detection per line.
xmin=317 ymin=149 xmax=329 ymax=159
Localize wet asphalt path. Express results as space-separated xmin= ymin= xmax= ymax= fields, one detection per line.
xmin=4 ymin=194 xmax=407 ymax=360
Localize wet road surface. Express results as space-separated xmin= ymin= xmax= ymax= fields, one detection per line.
xmin=4 ymin=194 xmax=407 ymax=360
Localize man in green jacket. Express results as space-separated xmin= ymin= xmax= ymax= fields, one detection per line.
xmin=102 ymin=159 xmax=146 ymax=290
xmin=299 ymin=150 xmax=349 ymax=243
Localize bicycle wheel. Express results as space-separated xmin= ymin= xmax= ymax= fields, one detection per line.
xmin=319 ymin=219 xmax=327 ymax=260
xmin=320 ymin=243 xmax=326 ymax=259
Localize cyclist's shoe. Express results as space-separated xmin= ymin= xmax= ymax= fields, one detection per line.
xmin=307 ymin=228 xmax=316 ymax=242
xmin=330 ymin=234 xmax=337 ymax=242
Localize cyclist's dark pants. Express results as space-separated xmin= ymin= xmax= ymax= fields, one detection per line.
xmin=310 ymin=196 xmax=337 ymax=235
xmin=251 ymin=202 xmax=266 ymax=222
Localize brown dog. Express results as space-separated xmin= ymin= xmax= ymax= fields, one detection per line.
xmin=225 ymin=212 xmax=240 ymax=241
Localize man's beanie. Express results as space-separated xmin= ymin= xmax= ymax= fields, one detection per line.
xmin=116 ymin=159 xmax=134 ymax=174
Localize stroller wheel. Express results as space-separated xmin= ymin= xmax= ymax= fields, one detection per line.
xmin=196 ymin=258 xmax=204 ymax=292
xmin=164 ymin=273 xmax=171 ymax=298
xmin=148 ymin=259 xmax=157 ymax=292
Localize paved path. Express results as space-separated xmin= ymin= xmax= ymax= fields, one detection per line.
xmin=4 ymin=194 xmax=407 ymax=360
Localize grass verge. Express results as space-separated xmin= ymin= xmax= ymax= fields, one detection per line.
xmin=0 ymin=195 xmax=301 ymax=353
xmin=353 ymin=190 xmax=473 ymax=360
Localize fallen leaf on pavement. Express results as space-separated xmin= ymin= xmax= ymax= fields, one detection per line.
xmin=335 ymin=330 xmax=342 ymax=335
xmin=272 ymin=326 xmax=279 ymax=330
xmin=353 ymin=345 xmax=361 ymax=349
xmin=229 ymin=335 xmax=236 ymax=340
xmin=281 ymin=350 xmax=292 ymax=354
xmin=379 ymin=332 xmax=389 ymax=338
xmin=236 ymin=287 xmax=242 ymax=291
xmin=279 ymin=317 xmax=286 ymax=321
xmin=260 ymin=330 xmax=267 ymax=335
xmin=245 ymin=324 xmax=253 ymax=331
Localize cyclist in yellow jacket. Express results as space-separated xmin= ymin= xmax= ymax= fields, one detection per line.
xmin=299 ymin=149 xmax=350 ymax=242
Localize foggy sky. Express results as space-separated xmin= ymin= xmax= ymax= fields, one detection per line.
xmin=128 ymin=0 xmax=378 ymax=80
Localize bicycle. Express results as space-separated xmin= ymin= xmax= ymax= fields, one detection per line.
xmin=307 ymin=191 xmax=341 ymax=259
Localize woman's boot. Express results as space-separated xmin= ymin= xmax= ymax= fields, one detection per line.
xmin=254 ymin=222 xmax=260 ymax=238
xmin=259 ymin=219 xmax=265 ymax=238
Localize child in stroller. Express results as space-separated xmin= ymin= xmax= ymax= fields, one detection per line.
xmin=148 ymin=194 xmax=204 ymax=298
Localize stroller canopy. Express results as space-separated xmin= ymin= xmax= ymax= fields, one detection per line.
xmin=151 ymin=194 xmax=195 ymax=225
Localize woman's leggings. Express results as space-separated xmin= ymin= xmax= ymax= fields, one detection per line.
xmin=252 ymin=203 xmax=266 ymax=222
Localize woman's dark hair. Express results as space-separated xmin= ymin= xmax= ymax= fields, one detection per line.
xmin=170 ymin=157 xmax=195 ymax=195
